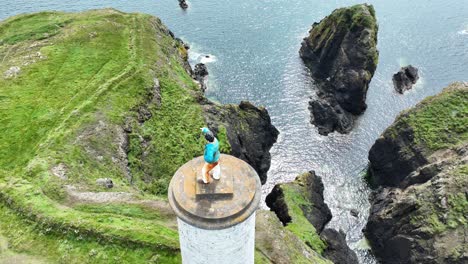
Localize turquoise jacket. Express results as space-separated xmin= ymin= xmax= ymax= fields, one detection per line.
xmin=204 ymin=138 xmax=220 ymax=163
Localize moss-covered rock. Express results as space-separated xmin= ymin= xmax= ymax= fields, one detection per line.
xmin=365 ymin=82 xmax=468 ymax=263
xmin=368 ymin=82 xmax=468 ymax=187
xmin=255 ymin=210 xmax=332 ymax=264
xmin=266 ymin=171 xmax=358 ymax=263
xmin=300 ymin=4 xmax=378 ymax=135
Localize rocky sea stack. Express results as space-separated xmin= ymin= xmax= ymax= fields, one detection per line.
xmin=300 ymin=4 xmax=379 ymax=135
xmin=266 ymin=171 xmax=359 ymax=264
xmin=393 ymin=65 xmax=419 ymax=93
xmin=365 ymin=82 xmax=468 ymax=263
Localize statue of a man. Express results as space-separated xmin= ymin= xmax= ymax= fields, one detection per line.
xmin=200 ymin=127 xmax=221 ymax=184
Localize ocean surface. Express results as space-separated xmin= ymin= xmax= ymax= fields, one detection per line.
xmin=1 ymin=0 xmax=467 ymax=263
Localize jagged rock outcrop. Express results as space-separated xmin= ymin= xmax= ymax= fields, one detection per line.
xmin=321 ymin=229 xmax=360 ymax=264
xmin=201 ymin=100 xmax=279 ymax=184
xmin=365 ymin=82 xmax=468 ymax=263
xmin=393 ymin=65 xmax=419 ymax=93
xmin=194 ymin=63 xmax=209 ymax=92
xmin=299 ymin=4 xmax=379 ymax=135
xmin=309 ymin=99 xmax=354 ymax=135
xmin=266 ymin=171 xmax=358 ymax=264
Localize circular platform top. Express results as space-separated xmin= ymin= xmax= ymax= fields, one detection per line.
xmin=168 ymin=154 xmax=261 ymax=230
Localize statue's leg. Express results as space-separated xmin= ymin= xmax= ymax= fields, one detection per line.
xmin=212 ymin=162 xmax=221 ymax=180
xmin=202 ymin=163 xmax=210 ymax=183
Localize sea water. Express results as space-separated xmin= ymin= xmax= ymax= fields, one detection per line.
xmin=1 ymin=1 xmax=467 ymax=263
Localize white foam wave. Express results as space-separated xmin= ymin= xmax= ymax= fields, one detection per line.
xmin=190 ymin=52 xmax=217 ymax=64
xmin=188 ymin=47 xmax=217 ymax=64
xmin=200 ymin=54 xmax=217 ymax=63
xmin=457 ymin=29 xmax=468 ymax=35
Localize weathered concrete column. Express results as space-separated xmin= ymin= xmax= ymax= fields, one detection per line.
xmin=168 ymin=154 xmax=261 ymax=264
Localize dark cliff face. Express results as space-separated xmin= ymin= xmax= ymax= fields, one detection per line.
xmin=201 ymin=99 xmax=279 ymax=184
xmin=265 ymin=171 xmax=359 ymax=264
xmin=367 ymin=120 xmax=429 ymax=187
xmin=365 ymin=83 xmax=468 ymax=264
xmin=300 ymin=4 xmax=378 ymax=135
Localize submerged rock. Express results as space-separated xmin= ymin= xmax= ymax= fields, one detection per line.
xmin=178 ymin=0 xmax=188 ymax=9
xmin=300 ymin=4 xmax=379 ymax=135
xmin=393 ymin=65 xmax=419 ymax=93
xmin=365 ymin=82 xmax=468 ymax=263
xmin=350 ymin=209 xmax=359 ymax=218
xmin=266 ymin=171 xmax=358 ymax=264
xmin=202 ymin=100 xmax=279 ymax=184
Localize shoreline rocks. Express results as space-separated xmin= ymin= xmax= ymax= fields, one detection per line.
xmin=393 ymin=65 xmax=419 ymax=93
xmin=300 ymin=4 xmax=379 ymax=135
xmin=321 ymin=229 xmax=360 ymax=264
xmin=266 ymin=171 xmax=359 ymax=264
xmin=194 ymin=63 xmax=209 ymax=92
xmin=365 ymin=82 xmax=468 ymax=263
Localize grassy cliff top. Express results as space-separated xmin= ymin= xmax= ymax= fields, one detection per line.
xmin=386 ymin=82 xmax=468 ymax=151
xmin=0 ymin=8 xmax=212 ymax=263
xmin=306 ymin=4 xmax=378 ymax=50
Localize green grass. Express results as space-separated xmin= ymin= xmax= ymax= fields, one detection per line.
xmin=0 ymin=8 xmax=212 ymax=262
xmin=0 ymin=12 xmax=71 ymax=45
xmin=128 ymin=62 xmax=206 ymax=195
xmin=254 ymin=250 xmax=272 ymax=264
xmin=410 ymin=164 xmax=467 ymax=235
xmin=446 ymin=165 xmax=468 ymax=229
xmin=349 ymin=4 xmax=377 ymax=31
xmin=281 ymin=184 xmax=327 ymax=254
xmin=0 ymin=8 xmax=327 ymax=263
xmin=0 ymin=203 xmax=180 ymax=264
xmin=0 ymin=9 xmax=135 ymax=173
xmin=405 ymin=85 xmax=468 ymax=150
xmin=0 ymin=180 xmax=179 ymax=249
xmin=217 ymin=125 xmax=232 ymax=153
xmin=73 ymin=203 xmax=165 ymax=221
xmin=384 ymin=83 xmax=467 ymax=157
